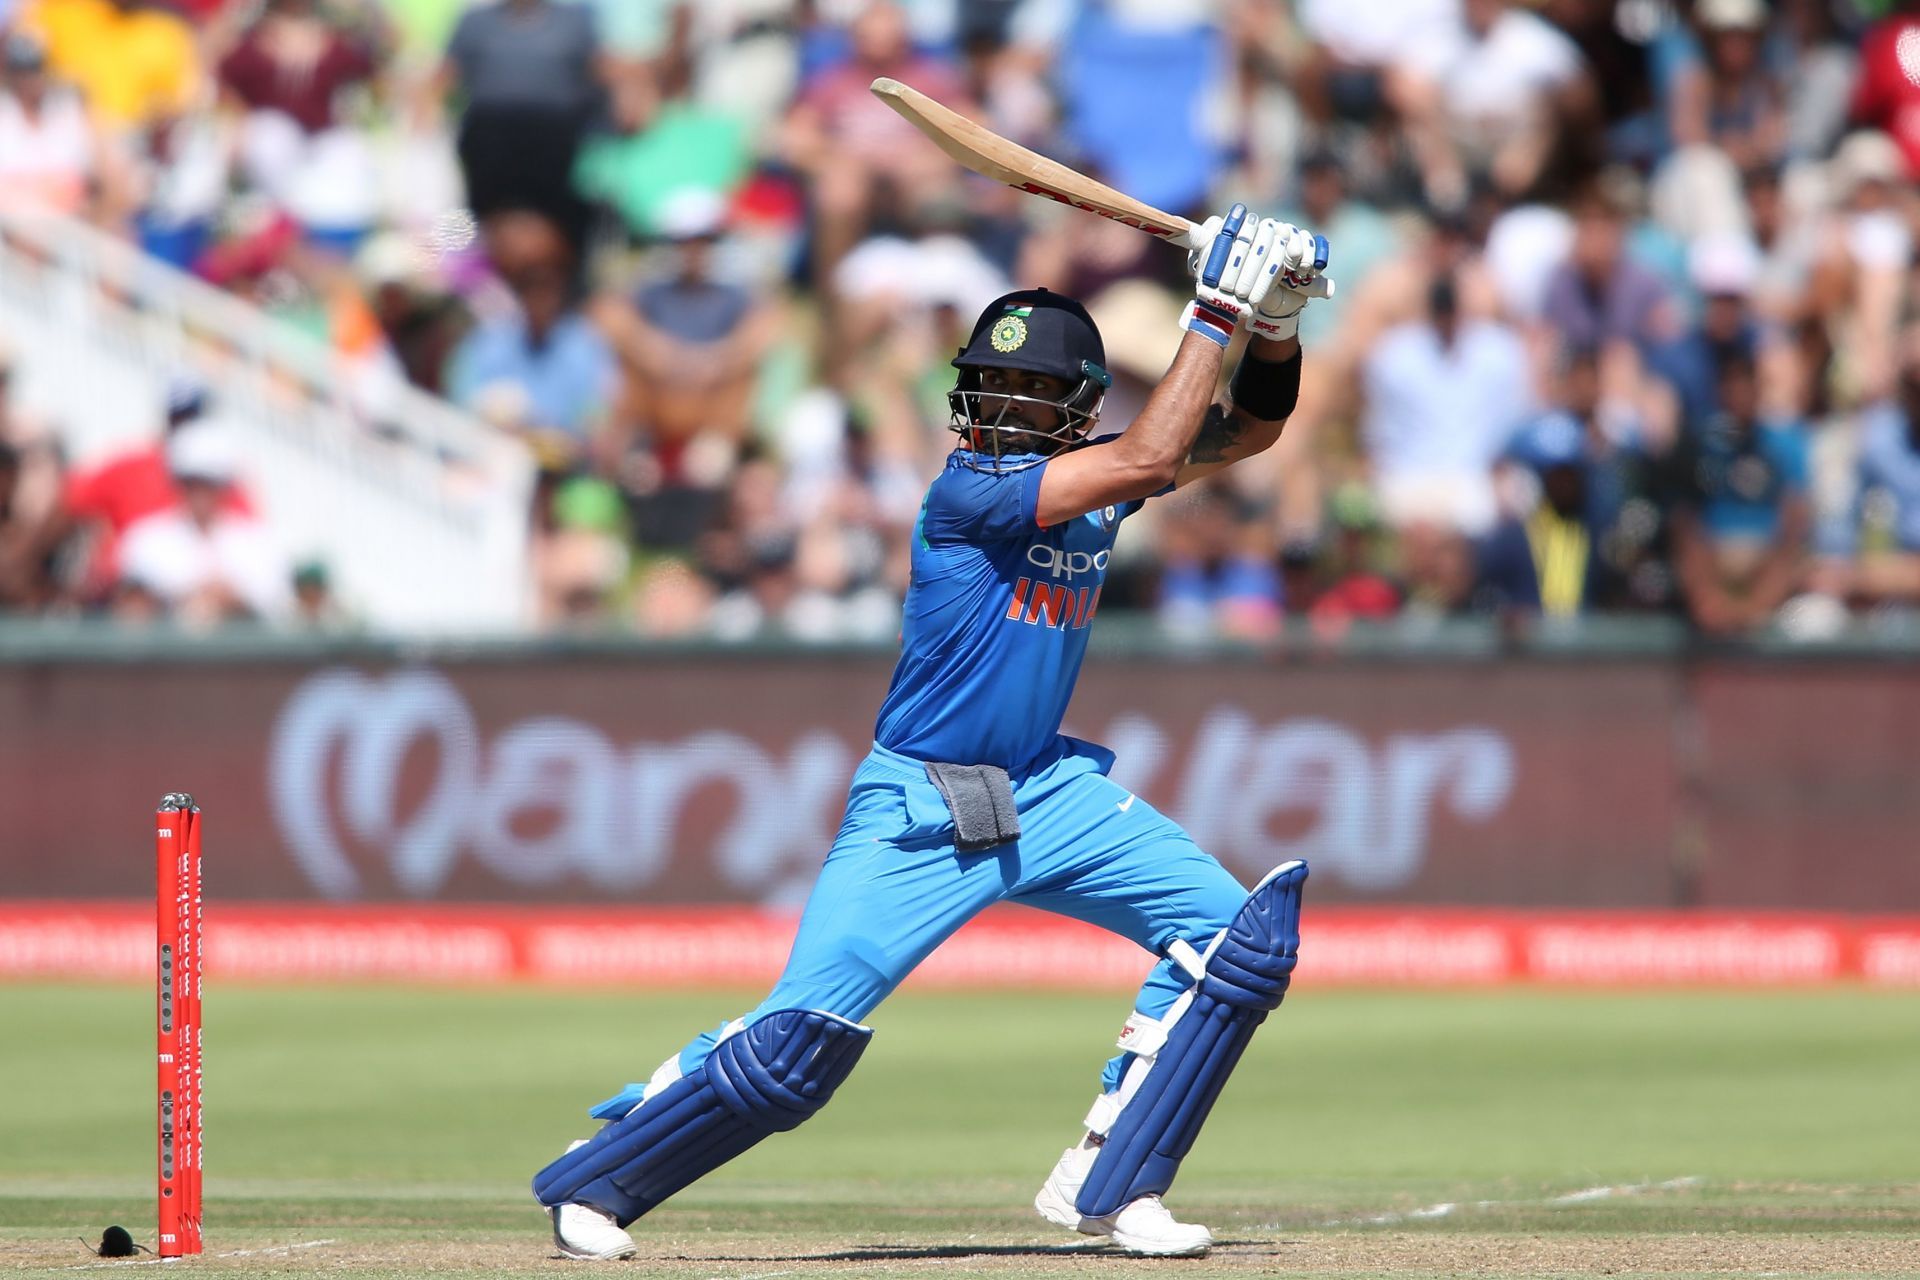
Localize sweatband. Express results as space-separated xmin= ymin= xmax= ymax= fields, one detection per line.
xmin=1229 ymin=349 xmax=1302 ymax=422
xmin=1181 ymin=299 xmax=1238 ymax=349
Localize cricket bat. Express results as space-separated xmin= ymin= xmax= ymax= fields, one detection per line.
xmin=870 ymin=76 xmax=1330 ymax=297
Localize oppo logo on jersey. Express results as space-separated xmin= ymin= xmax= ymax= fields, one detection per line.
xmin=1026 ymin=545 xmax=1111 ymax=579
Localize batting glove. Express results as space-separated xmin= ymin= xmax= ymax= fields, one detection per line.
xmin=1246 ymin=224 xmax=1332 ymax=342
xmin=1182 ymin=204 xmax=1254 ymax=348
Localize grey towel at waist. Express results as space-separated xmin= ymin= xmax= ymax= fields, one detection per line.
xmin=923 ymin=762 xmax=1022 ymax=852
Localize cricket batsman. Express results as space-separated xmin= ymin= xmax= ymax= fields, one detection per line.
xmin=533 ymin=206 xmax=1329 ymax=1258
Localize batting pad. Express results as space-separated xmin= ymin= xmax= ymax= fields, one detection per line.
xmin=533 ymin=1009 xmax=873 ymax=1226
xmin=1075 ymin=859 xmax=1307 ymax=1219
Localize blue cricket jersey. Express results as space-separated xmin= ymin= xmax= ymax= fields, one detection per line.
xmin=873 ymin=447 xmax=1141 ymax=771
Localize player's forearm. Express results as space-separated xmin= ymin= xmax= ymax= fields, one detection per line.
xmin=1113 ymin=331 xmax=1228 ymax=483
xmin=1748 ymin=503 xmax=1812 ymax=611
xmin=1672 ymin=516 xmax=1720 ymax=608
xmin=1187 ymin=339 xmax=1303 ymax=466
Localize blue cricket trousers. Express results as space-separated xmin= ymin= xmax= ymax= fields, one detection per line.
xmin=672 ymin=737 xmax=1247 ymax=1093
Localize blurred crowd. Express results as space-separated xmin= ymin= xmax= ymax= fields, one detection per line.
xmin=2 ymin=0 xmax=1920 ymax=642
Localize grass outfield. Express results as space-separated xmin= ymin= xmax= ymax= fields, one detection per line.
xmin=2 ymin=985 xmax=1916 ymax=1278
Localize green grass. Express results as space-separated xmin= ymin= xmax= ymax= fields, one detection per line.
xmin=2 ymin=985 xmax=1916 ymax=1277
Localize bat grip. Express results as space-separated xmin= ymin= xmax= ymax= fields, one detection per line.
xmin=1200 ymin=204 xmax=1247 ymax=288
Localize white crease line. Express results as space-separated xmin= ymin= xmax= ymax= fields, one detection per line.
xmin=1550 ymin=1176 xmax=1700 ymax=1204
xmin=63 ymin=1239 xmax=338 ymax=1269
xmin=219 ymin=1239 xmax=338 ymax=1258
xmin=705 ymin=1271 xmax=797 ymax=1280
xmin=1310 ymin=1176 xmax=1703 ymax=1228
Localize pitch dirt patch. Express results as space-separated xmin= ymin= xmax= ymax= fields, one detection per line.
xmin=18 ymin=1230 xmax=1920 ymax=1279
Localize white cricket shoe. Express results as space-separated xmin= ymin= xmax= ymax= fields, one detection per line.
xmin=1034 ymin=1143 xmax=1213 ymax=1257
xmin=545 ymin=1140 xmax=637 ymax=1260
xmin=548 ymin=1200 xmax=637 ymax=1261
xmin=1109 ymin=1195 xmax=1213 ymax=1257
xmin=1035 ymin=1142 xmax=1102 ymax=1234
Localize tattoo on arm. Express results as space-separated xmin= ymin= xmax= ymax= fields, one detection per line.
xmin=1187 ymin=405 xmax=1248 ymax=465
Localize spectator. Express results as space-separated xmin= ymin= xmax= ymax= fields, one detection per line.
xmin=1301 ymin=485 xmax=1404 ymax=636
xmin=690 ymin=444 xmax=898 ymax=643
xmin=355 ymin=232 xmax=464 ymax=395
xmin=1779 ymin=0 xmax=1858 ymax=163
xmin=1476 ymin=390 xmax=1646 ymax=618
xmin=1398 ymin=518 xmax=1480 ymax=618
xmin=1049 ymin=0 xmax=1225 ymax=218
xmin=1648 ymin=230 xmax=1766 ymax=429
xmin=1666 ymin=350 xmax=1812 ymax=635
xmin=1154 ymin=484 xmax=1282 ymax=643
xmin=0 ymin=30 xmax=122 ymax=222
xmin=781 ymin=0 xmax=973 ymax=282
xmin=117 ymin=425 xmax=291 ymax=627
xmin=1543 ymin=0 xmax=1660 ymax=167
xmin=447 ymin=211 xmax=617 ymax=455
xmin=1276 ymin=149 xmax=1401 ymax=347
xmin=592 ymin=190 xmax=775 ymax=484
xmin=630 ymin=556 xmax=715 ymax=639
xmin=533 ymin=474 xmax=628 ymax=630
xmin=32 ymin=376 xmax=254 ymax=604
xmin=1668 ymin=0 xmax=1786 ymax=171
xmin=289 ymin=558 xmax=355 ymax=632
xmin=1539 ymin=181 xmax=1678 ymax=357
xmin=19 ymin=0 xmax=201 ymax=134
xmin=701 ymin=452 xmax=800 ymax=640
xmin=572 ymin=38 xmax=754 ymax=245
xmin=1740 ymin=161 xmax=1820 ymax=326
xmin=0 ymin=365 xmax=61 ymax=609
xmin=1290 ymin=0 xmax=1455 ymax=202
xmin=1547 ymin=342 xmax=1674 ymax=610
xmin=1810 ymin=130 xmax=1912 ymax=402
xmin=1849 ymin=0 xmax=1920 ymax=178
xmin=438 ymin=0 xmax=609 ymax=253
xmin=1392 ymin=0 xmax=1596 ymax=206
xmin=1362 ymin=273 xmax=1533 ymax=536
xmin=0 ymin=437 xmax=31 ymax=610
xmin=219 ymin=0 xmax=383 ymax=250
xmin=1836 ymin=325 xmax=1920 ymax=608
xmin=124 ymin=105 xmax=229 ymax=268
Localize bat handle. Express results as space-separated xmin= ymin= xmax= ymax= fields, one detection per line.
xmin=1200 ymin=204 xmax=1247 ymax=288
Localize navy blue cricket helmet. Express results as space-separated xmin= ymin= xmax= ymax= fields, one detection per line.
xmin=948 ymin=288 xmax=1111 ymax=470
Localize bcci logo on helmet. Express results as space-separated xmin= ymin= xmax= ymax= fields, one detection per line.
xmin=989 ymin=314 xmax=1028 ymax=352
